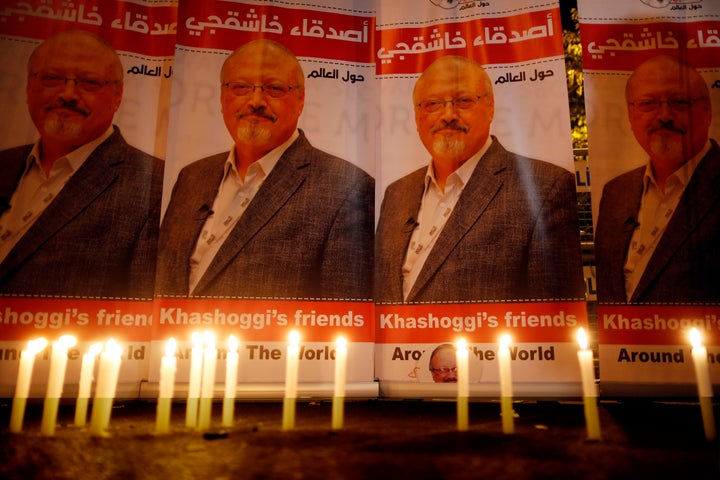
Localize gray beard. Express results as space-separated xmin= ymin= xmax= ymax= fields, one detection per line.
xmin=236 ymin=123 xmax=272 ymax=144
xmin=432 ymin=136 xmax=465 ymax=157
xmin=44 ymin=117 xmax=83 ymax=141
xmin=648 ymin=134 xmax=685 ymax=163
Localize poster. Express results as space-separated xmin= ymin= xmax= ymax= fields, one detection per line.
xmin=373 ymin=0 xmax=589 ymax=398
xmin=151 ymin=0 xmax=377 ymax=398
xmin=578 ymin=0 xmax=720 ymax=394
xmin=0 ymin=0 xmax=176 ymax=397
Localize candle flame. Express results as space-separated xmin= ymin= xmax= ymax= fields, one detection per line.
xmin=58 ymin=334 xmax=78 ymax=350
xmin=203 ymin=330 xmax=216 ymax=349
xmin=88 ymin=342 xmax=103 ymax=357
xmin=228 ymin=335 xmax=238 ymax=352
xmin=165 ymin=338 xmax=177 ymax=357
xmin=28 ymin=337 xmax=48 ymax=355
xmin=456 ymin=338 xmax=467 ymax=352
xmin=499 ymin=334 xmax=512 ymax=349
xmin=577 ymin=327 xmax=588 ymax=350
xmin=105 ymin=338 xmax=122 ymax=357
xmin=191 ymin=331 xmax=203 ymax=348
xmin=336 ymin=336 xmax=347 ymax=351
xmin=690 ymin=328 xmax=703 ymax=349
xmin=289 ymin=330 xmax=300 ymax=345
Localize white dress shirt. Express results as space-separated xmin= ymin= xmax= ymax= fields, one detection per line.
xmin=188 ymin=130 xmax=299 ymax=293
xmin=624 ymin=141 xmax=710 ymax=300
xmin=402 ymin=137 xmax=491 ymax=300
xmin=0 ymin=127 xmax=114 ymax=262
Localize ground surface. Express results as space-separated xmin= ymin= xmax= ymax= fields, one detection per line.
xmin=1 ymin=398 xmax=719 ymax=479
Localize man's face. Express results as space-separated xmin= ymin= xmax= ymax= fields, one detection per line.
xmin=414 ymin=62 xmax=494 ymax=166
xmin=627 ymin=60 xmax=711 ymax=173
xmin=26 ymin=35 xmax=122 ymax=151
xmin=430 ymin=348 xmax=458 ymax=383
xmin=221 ymin=46 xmax=304 ymax=155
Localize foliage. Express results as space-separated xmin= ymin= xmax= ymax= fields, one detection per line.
xmin=563 ymin=7 xmax=587 ymax=149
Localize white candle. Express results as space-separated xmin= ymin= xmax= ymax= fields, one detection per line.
xmin=197 ymin=331 xmax=217 ymax=431
xmin=222 ymin=335 xmax=239 ymax=427
xmin=159 ymin=338 xmax=177 ymax=398
xmin=89 ymin=339 xmax=123 ymax=437
xmin=156 ymin=338 xmax=177 ymax=435
xmin=456 ymin=338 xmax=469 ymax=431
xmin=9 ymin=338 xmax=48 ymax=433
xmin=576 ymin=327 xmax=601 ymax=441
xmin=41 ymin=334 xmax=77 ymax=435
xmin=498 ymin=334 xmax=514 ymax=434
xmin=185 ymin=332 xmax=204 ymax=428
xmin=282 ymin=330 xmax=300 ymax=430
xmin=689 ymin=328 xmax=716 ymax=441
xmin=74 ymin=342 xmax=103 ymax=427
xmin=331 ymin=336 xmax=348 ymax=430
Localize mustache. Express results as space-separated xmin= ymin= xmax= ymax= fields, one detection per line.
xmin=432 ymin=119 xmax=469 ymax=134
xmin=45 ymin=99 xmax=90 ymax=117
xmin=236 ymin=106 xmax=277 ymax=122
xmin=651 ymin=120 xmax=686 ymax=135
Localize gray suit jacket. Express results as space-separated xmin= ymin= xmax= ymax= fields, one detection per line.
xmin=595 ymin=139 xmax=720 ymax=304
xmin=375 ymin=137 xmax=585 ymax=304
xmin=156 ymin=130 xmax=374 ymax=299
xmin=0 ymin=127 xmax=163 ymax=299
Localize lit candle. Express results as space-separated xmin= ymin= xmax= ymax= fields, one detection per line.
xmin=197 ymin=331 xmax=217 ymax=431
xmin=222 ymin=335 xmax=239 ymax=427
xmin=498 ymin=334 xmax=514 ymax=434
xmin=331 ymin=336 xmax=348 ymax=430
xmin=9 ymin=338 xmax=48 ymax=433
xmin=577 ymin=327 xmax=601 ymax=441
xmin=89 ymin=339 xmax=123 ymax=437
xmin=282 ymin=330 xmax=300 ymax=430
xmin=156 ymin=338 xmax=177 ymax=435
xmin=456 ymin=338 xmax=469 ymax=431
xmin=41 ymin=334 xmax=77 ymax=435
xmin=690 ymin=328 xmax=716 ymax=441
xmin=75 ymin=342 xmax=103 ymax=427
xmin=186 ymin=332 xmax=203 ymax=428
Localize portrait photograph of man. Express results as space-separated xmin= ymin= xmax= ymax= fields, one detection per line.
xmin=375 ymin=55 xmax=586 ymax=304
xmin=594 ymin=55 xmax=720 ymax=305
xmin=156 ymin=39 xmax=374 ymax=300
xmin=0 ymin=30 xmax=163 ymax=299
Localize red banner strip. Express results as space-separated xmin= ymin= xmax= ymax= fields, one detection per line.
xmin=176 ymin=2 xmax=374 ymax=63
xmin=0 ymin=1 xmax=178 ymax=57
xmin=581 ymin=21 xmax=720 ymax=71
xmin=0 ymin=297 xmax=153 ymax=342
xmin=598 ymin=305 xmax=720 ymax=346
xmin=152 ymin=298 xmax=375 ymax=343
xmin=376 ymin=8 xmax=563 ymax=76
xmin=375 ymin=301 xmax=588 ymax=344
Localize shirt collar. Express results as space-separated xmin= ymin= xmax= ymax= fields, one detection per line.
xmin=424 ymin=136 xmax=493 ymax=191
xmin=642 ymin=140 xmax=711 ymax=192
xmin=28 ymin=126 xmax=115 ymax=176
xmin=224 ymin=129 xmax=300 ymax=181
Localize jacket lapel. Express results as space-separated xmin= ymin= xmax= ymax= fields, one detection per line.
xmin=385 ymin=170 xmax=425 ymax=302
xmin=0 ymin=147 xmax=30 ymax=216
xmin=632 ymin=142 xmax=720 ymax=301
xmin=605 ymin=169 xmax=645 ymax=301
xmin=407 ymin=140 xmax=506 ymax=301
xmin=0 ymin=130 xmax=123 ymax=277
xmin=175 ymin=155 xmax=226 ymax=293
xmin=193 ymin=133 xmax=310 ymax=293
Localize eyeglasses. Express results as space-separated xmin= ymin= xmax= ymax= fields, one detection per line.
xmin=31 ymin=73 xmax=117 ymax=92
xmin=223 ymin=82 xmax=300 ymax=98
xmin=629 ymin=97 xmax=706 ymax=113
xmin=416 ymin=94 xmax=488 ymax=114
xmin=430 ymin=367 xmax=458 ymax=375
